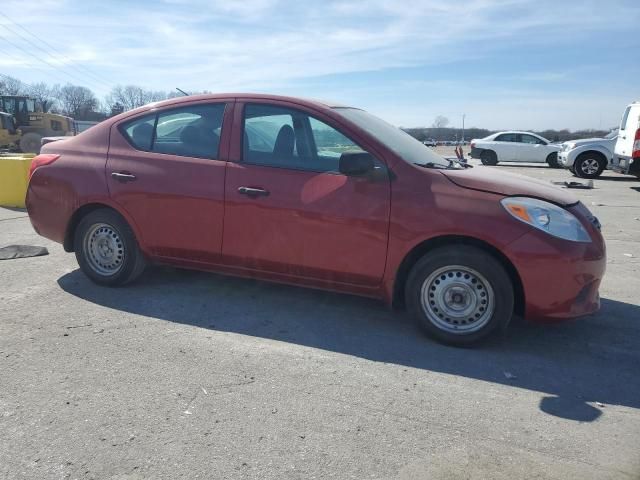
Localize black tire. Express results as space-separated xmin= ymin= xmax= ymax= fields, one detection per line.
xmin=546 ymin=152 xmax=561 ymax=168
xmin=480 ymin=150 xmax=498 ymax=166
xmin=74 ymin=208 xmax=146 ymax=286
xmin=405 ymin=246 xmax=514 ymax=346
xmin=573 ymin=152 xmax=606 ymax=179
xmin=19 ymin=132 xmax=42 ymax=154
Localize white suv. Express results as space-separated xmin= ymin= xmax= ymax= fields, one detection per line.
xmin=470 ymin=131 xmax=561 ymax=167
xmin=611 ymin=101 xmax=640 ymax=178
xmin=558 ymin=130 xmax=617 ymax=179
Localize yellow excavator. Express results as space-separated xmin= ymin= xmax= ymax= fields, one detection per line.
xmin=0 ymin=95 xmax=75 ymax=153
xmin=0 ymin=111 xmax=20 ymax=149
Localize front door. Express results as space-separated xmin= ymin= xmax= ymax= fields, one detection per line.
xmin=516 ymin=133 xmax=547 ymax=162
xmin=107 ymin=101 xmax=233 ymax=263
xmin=222 ymin=102 xmax=390 ymax=287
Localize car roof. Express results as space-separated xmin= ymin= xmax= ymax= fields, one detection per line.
xmin=105 ymin=93 xmax=354 ymax=126
xmin=492 ymin=131 xmax=542 ymax=135
xmin=148 ymin=93 xmax=351 ymax=110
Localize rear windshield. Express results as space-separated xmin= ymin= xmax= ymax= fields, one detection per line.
xmin=334 ymin=107 xmax=450 ymax=167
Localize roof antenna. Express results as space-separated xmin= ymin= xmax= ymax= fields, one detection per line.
xmin=176 ymin=88 xmax=189 ymax=96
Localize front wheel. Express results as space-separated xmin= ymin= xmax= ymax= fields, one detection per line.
xmin=406 ymin=246 xmax=514 ymax=346
xmin=574 ymin=153 xmax=605 ymax=179
xmin=74 ymin=209 xmax=146 ymax=286
xmin=546 ymin=152 xmax=561 ymax=168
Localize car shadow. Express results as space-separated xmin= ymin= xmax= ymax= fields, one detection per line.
xmin=58 ymin=267 xmax=640 ymax=422
xmin=491 ymin=163 xmax=549 ymax=169
xmin=594 ymin=175 xmax=639 ymax=182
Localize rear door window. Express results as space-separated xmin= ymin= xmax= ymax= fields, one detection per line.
xmin=153 ymin=104 xmax=225 ymax=159
xmin=122 ymin=114 xmax=155 ymax=151
xmin=120 ymin=104 xmax=226 ymax=158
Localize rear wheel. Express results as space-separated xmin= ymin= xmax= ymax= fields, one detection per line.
xmin=480 ymin=150 xmax=498 ymax=166
xmin=546 ymin=152 xmax=561 ymax=168
xmin=19 ymin=132 xmax=42 ymax=154
xmin=406 ymin=246 xmax=514 ymax=346
xmin=574 ymin=152 xmax=606 ymax=179
xmin=74 ymin=209 xmax=145 ymax=286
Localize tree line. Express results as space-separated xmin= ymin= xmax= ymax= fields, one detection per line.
xmin=404 ymin=115 xmax=615 ymax=143
xmin=0 ymin=75 xmax=618 ymax=140
xmin=0 ymin=74 xmax=208 ymax=121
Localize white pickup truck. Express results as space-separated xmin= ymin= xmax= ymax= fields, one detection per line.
xmin=469 ymin=131 xmax=561 ymax=167
xmin=558 ymin=130 xmax=617 ymax=179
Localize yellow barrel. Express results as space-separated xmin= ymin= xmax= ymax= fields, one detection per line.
xmin=0 ymin=156 xmax=34 ymax=208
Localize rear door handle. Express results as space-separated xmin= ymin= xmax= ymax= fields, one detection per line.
xmin=238 ymin=186 xmax=269 ymax=198
xmin=111 ymin=172 xmax=137 ymax=182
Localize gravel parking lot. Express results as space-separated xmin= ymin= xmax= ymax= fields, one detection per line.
xmin=1 ymin=156 xmax=639 ymax=479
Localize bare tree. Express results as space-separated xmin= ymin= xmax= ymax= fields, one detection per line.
xmin=28 ymin=82 xmax=59 ymax=112
xmin=57 ymin=84 xmax=98 ymax=119
xmin=0 ymin=74 xmax=26 ymax=95
xmin=105 ymin=85 xmax=168 ymax=112
xmin=432 ymin=115 xmax=449 ymax=129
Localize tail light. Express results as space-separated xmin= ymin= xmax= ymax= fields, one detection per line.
xmin=633 ymin=128 xmax=640 ymax=159
xmin=470 ymin=142 xmax=476 ymax=149
xmin=28 ymin=154 xmax=60 ymax=179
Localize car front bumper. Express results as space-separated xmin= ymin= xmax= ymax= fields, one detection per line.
xmin=504 ymin=206 xmax=606 ymax=322
xmin=558 ymin=150 xmax=575 ymax=168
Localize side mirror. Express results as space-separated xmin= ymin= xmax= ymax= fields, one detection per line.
xmin=339 ymin=151 xmax=376 ymax=176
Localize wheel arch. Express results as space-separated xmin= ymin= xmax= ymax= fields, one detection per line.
xmin=391 ymin=235 xmax=525 ymax=316
xmin=576 ymin=149 xmax=608 ymax=165
xmin=63 ymin=202 xmax=143 ymax=253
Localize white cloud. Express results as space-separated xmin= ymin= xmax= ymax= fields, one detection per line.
xmin=1 ymin=0 xmax=638 ymax=128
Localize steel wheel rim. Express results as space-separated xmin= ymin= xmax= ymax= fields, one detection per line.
xmin=84 ymin=223 xmax=125 ymax=276
xmin=420 ymin=265 xmax=495 ymax=334
xmin=581 ymin=158 xmax=599 ymax=175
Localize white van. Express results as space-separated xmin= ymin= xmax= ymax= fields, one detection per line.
xmin=611 ymin=101 xmax=640 ymax=177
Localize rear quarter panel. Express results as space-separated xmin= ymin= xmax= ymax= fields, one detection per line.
xmin=26 ymin=125 xmax=111 ymax=244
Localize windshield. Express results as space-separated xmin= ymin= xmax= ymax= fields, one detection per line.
xmin=605 ymin=129 xmax=618 ymax=139
xmin=334 ymin=107 xmax=451 ymax=167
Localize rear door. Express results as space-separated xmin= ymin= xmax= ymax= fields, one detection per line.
xmin=493 ymin=133 xmax=517 ymax=160
xmin=615 ymin=104 xmax=638 ymax=157
xmin=222 ymin=101 xmax=391 ymax=287
xmin=107 ymin=100 xmax=233 ymax=263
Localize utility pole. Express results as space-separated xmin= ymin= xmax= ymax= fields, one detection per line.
xmin=462 ymin=113 xmax=466 ymax=143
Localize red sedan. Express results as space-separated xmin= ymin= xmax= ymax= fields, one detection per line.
xmin=26 ymin=94 xmax=606 ymax=346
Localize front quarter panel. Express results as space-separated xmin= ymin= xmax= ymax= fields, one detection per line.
xmin=382 ymin=163 xmax=532 ymax=302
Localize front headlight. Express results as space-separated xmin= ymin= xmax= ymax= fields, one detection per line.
xmin=501 ymin=197 xmax=591 ymax=242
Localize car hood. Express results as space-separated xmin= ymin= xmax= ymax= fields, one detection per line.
xmin=567 ymin=137 xmax=610 ymax=146
xmin=440 ymin=167 xmax=578 ymax=207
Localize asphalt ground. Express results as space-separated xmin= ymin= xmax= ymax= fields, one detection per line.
xmin=1 ymin=152 xmax=639 ymax=479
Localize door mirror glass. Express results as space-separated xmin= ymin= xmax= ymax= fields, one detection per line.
xmin=339 ymin=151 xmax=375 ymax=176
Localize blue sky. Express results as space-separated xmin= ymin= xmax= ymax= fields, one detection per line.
xmin=1 ymin=0 xmax=639 ymax=130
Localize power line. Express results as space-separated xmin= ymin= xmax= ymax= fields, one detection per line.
xmin=0 ymin=12 xmax=111 ymax=88
xmin=0 ymin=23 xmax=111 ymax=90
xmin=0 ymin=28 xmax=102 ymax=89
xmin=0 ymin=38 xmax=87 ymax=87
